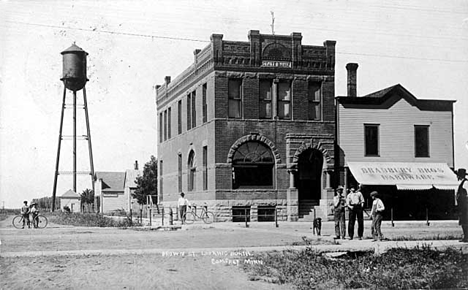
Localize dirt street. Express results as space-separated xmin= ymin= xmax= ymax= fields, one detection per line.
xmin=0 ymin=216 xmax=465 ymax=289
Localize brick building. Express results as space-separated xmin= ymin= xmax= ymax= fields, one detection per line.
xmin=156 ymin=30 xmax=337 ymax=221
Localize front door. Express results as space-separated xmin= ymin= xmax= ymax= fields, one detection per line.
xmin=296 ymin=149 xmax=323 ymax=203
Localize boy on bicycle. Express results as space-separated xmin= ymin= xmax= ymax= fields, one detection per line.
xmin=20 ymin=201 xmax=30 ymax=229
xmin=30 ymin=203 xmax=39 ymax=228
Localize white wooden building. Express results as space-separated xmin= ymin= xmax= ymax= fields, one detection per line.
xmin=335 ymin=63 xmax=459 ymax=220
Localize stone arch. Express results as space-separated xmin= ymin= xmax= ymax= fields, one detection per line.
xmin=262 ymin=43 xmax=291 ymax=60
xmin=227 ymin=134 xmax=281 ymax=164
xmin=292 ymin=139 xmax=331 ymax=167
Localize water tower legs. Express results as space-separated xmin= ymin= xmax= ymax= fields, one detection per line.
xmin=83 ymin=87 xmax=95 ymax=195
xmin=51 ymin=87 xmax=95 ymax=212
xmin=51 ymin=87 xmax=67 ymax=212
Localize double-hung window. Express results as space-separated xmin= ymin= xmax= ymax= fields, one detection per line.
xmin=177 ymin=100 xmax=182 ymax=134
xmin=277 ymin=81 xmax=291 ymax=119
xmin=259 ymin=80 xmax=272 ymax=119
xmin=228 ymin=79 xmax=242 ymax=118
xmin=259 ymin=79 xmax=291 ymax=119
xmin=415 ymin=125 xmax=430 ymax=157
xmin=202 ymin=84 xmax=207 ymax=123
xmin=308 ymin=82 xmax=321 ymax=120
xmin=187 ymin=94 xmax=192 ymax=130
xmin=364 ymin=124 xmax=379 ymax=156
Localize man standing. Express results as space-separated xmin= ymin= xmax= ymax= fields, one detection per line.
xmin=333 ymin=186 xmax=346 ymax=239
xmin=20 ymin=201 xmax=30 ymax=229
xmin=456 ymin=169 xmax=468 ymax=242
xmin=347 ymin=185 xmax=365 ymax=240
xmin=178 ymin=192 xmax=190 ymax=225
xmin=370 ymin=191 xmax=385 ymax=241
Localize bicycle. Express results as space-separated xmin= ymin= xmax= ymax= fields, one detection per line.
xmin=12 ymin=214 xmax=48 ymax=229
xmin=184 ymin=204 xmax=215 ymax=224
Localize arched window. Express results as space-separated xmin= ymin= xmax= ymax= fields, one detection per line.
xmin=188 ymin=150 xmax=196 ymax=191
xmin=232 ymin=141 xmax=274 ymax=189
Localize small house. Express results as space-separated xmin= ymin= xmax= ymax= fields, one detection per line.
xmin=59 ymin=189 xmax=80 ymax=212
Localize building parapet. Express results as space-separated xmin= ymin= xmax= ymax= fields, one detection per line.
xmin=156 ymin=30 xmax=336 ymax=105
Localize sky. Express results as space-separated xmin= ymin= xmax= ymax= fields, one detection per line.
xmin=1 ymin=0 xmax=467 ymax=209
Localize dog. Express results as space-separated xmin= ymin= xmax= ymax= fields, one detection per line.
xmin=312 ymin=217 xmax=322 ymax=235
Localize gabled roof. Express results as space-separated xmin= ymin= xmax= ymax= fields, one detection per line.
xmin=95 ymin=172 xmax=125 ymax=192
xmin=362 ymin=84 xmax=400 ymax=99
xmin=61 ymin=189 xmax=80 ymax=198
xmin=124 ymin=169 xmax=142 ymax=188
xmin=336 ymin=84 xmax=455 ymax=111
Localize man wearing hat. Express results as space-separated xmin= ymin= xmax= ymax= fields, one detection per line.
xmin=177 ymin=192 xmax=190 ymax=225
xmin=370 ymin=191 xmax=385 ymax=241
xmin=333 ymin=186 xmax=346 ymax=239
xmin=456 ymin=168 xmax=468 ymax=242
xmin=347 ymin=184 xmax=365 ymax=240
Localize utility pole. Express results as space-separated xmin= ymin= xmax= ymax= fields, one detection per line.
xmin=270 ymin=11 xmax=275 ymax=35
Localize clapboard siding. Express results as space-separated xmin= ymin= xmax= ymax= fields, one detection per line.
xmin=338 ymin=98 xmax=453 ymax=166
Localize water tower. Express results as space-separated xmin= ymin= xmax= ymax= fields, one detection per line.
xmin=52 ymin=43 xmax=95 ymax=211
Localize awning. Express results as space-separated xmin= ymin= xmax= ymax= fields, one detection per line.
xmin=347 ymin=162 xmax=459 ymax=190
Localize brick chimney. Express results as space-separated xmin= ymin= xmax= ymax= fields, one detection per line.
xmin=346 ymin=63 xmax=359 ymax=97
xmin=164 ymin=76 xmax=171 ymax=85
xmin=134 ymin=160 xmax=139 ymax=170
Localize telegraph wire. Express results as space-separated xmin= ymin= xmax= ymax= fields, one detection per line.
xmin=6 ymin=20 xmax=210 ymax=43
xmin=337 ymin=51 xmax=468 ymax=63
xmin=6 ymin=20 xmax=468 ymax=63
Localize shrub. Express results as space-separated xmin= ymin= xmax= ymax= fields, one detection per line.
xmin=48 ymin=212 xmax=140 ymax=228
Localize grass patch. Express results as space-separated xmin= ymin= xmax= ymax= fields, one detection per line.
xmin=47 ymin=212 xmax=141 ymax=228
xmin=243 ymin=246 xmax=468 ymax=289
xmin=291 ymin=236 xmax=338 ymax=246
xmin=389 ymin=234 xmax=461 ymax=241
xmin=0 ymin=209 xmax=18 ymax=222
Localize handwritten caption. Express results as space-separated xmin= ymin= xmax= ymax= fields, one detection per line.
xmin=161 ymin=250 xmax=264 ymax=266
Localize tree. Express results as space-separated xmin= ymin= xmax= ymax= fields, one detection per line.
xmin=32 ymin=196 xmax=59 ymax=211
xmin=133 ymin=155 xmax=158 ymax=205
xmin=80 ymin=188 xmax=94 ymax=212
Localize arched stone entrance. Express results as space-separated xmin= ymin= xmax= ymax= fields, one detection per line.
xmin=288 ymin=139 xmax=333 ymax=220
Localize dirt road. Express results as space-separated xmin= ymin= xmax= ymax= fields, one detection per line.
xmin=1 ymin=217 xmax=466 ymax=289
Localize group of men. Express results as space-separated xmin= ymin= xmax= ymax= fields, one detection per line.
xmin=333 ymin=185 xmax=385 ymax=241
xmin=20 ymin=200 xmax=40 ymax=229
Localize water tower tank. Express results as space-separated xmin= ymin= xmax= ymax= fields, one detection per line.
xmin=61 ymin=43 xmax=88 ymax=91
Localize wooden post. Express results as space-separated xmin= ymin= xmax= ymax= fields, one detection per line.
xmin=426 ymin=207 xmax=430 ymax=226
xmin=245 ymin=208 xmax=249 ymax=228
xmin=391 ymin=208 xmax=394 ymax=227
xmin=275 ymin=207 xmax=278 ymax=228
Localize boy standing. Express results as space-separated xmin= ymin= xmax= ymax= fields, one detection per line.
xmin=370 ymin=191 xmax=385 ymax=241
xmin=20 ymin=201 xmax=30 ymax=229
xmin=30 ymin=203 xmax=39 ymax=228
